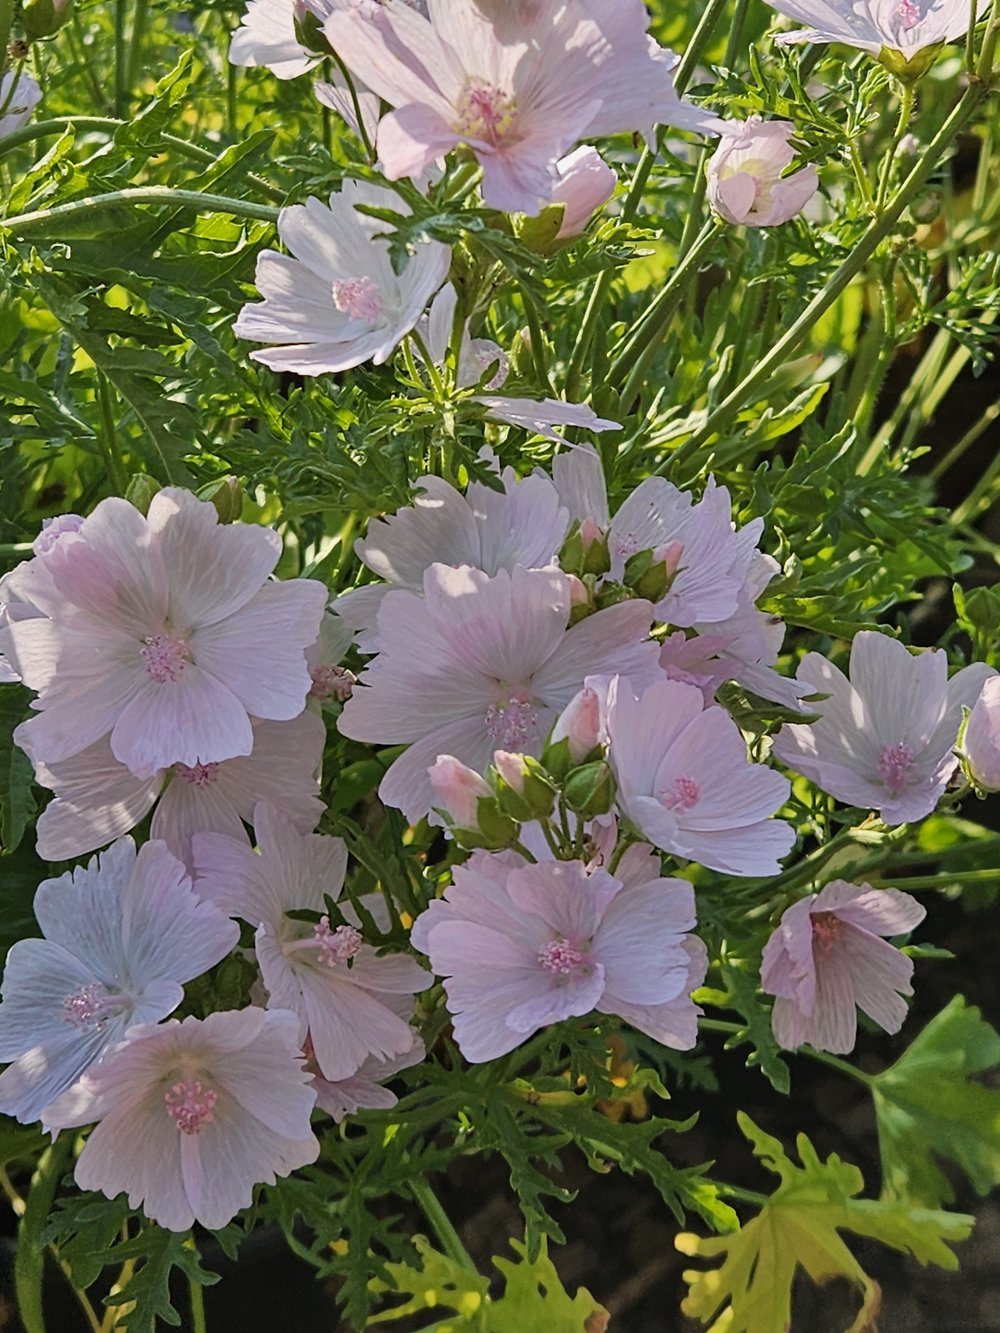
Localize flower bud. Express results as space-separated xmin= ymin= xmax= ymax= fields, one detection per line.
xmin=623 ymin=540 xmax=683 ymax=604
xmin=961 ymin=677 xmax=1000 ymax=792
xmin=492 ymin=751 xmax=557 ymax=821
xmin=707 ymin=117 xmax=818 ymax=228
xmin=428 ymin=755 xmax=518 ymax=849
xmin=22 ymin=0 xmax=73 ymax=42
xmin=197 ymin=476 xmax=244 ymax=524
xmin=560 ymin=518 xmax=611 ymax=578
xmin=543 ymin=687 xmax=604 ymax=779
xmin=124 ymin=473 xmax=162 ymax=516
xmin=563 ymin=761 xmax=616 ymax=819
xmin=566 ymin=574 xmax=594 ymax=626
xmin=550 ymin=146 xmax=617 ymax=239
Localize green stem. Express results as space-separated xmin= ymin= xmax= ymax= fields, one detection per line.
xmin=0 ymin=0 xmax=13 ymax=77
xmin=16 ymin=1135 xmax=74 ymax=1333
xmin=698 ymin=1020 xmax=874 ymax=1085
xmin=891 ymin=868 xmax=1000 ymax=889
xmin=186 ymin=1241 xmax=207 ymax=1333
xmin=96 ymin=372 xmax=129 ymax=496
xmin=875 ymin=83 xmax=915 ymax=214
xmin=664 ymin=75 xmax=994 ymax=472
xmin=2 ymin=187 xmax=280 ymax=234
xmin=521 ymin=288 xmax=554 ymax=395
xmin=410 ymin=1179 xmax=477 ymax=1273
xmin=114 ymin=0 xmax=127 ymax=117
xmin=127 ymin=0 xmax=151 ymax=93
xmin=330 ymin=49 xmax=375 ymax=161
xmin=673 ymin=0 xmax=730 ymax=95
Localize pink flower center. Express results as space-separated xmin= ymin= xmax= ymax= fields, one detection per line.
xmin=811 ymin=910 xmax=842 ymax=954
xmin=332 ymin=277 xmax=384 ymax=322
xmin=486 ymin=694 xmax=540 ymax=750
xmin=455 ymin=81 xmax=517 ymax=146
xmin=165 ymin=1078 xmax=218 ymax=1135
xmin=141 ymin=633 xmax=190 ymax=683
xmin=310 ymin=664 xmax=356 ymax=702
xmin=659 ymin=776 xmax=700 ymax=814
xmin=473 ymin=343 xmax=509 ymax=390
xmin=897 ymin=0 xmax=922 ymax=26
xmin=314 ymin=918 xmax=364 ymax=967
xmin=538 ymin=937 xmax=589 ymax=977
xmin=174 ymin=761 xmax=220 ymax=787
xmin=62 ymin=982 xmax=122 ymax=1030
xmin=614 ymin=531 xmax=641 ymax=560
xmin=877 ymin=742 xmax=916 ymax=796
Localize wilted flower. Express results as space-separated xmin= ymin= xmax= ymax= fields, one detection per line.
xmin=772 ymin=631 xmax=995 ymax=825
xmin=234 ymin=180 xmax=451 ymax=375
xmin=324 ymin=0 xmax=720 ymax=214
xmin=193 ymin=802 xmax=432 ymax=1081
xmin=411 ymin=852 xmax=704 ymax=1061
xmin=607 ymin=676 xmax=794 ymax=876
xmin=549 ymin=146 xmax=618 ymax=238
xmin=0 ymin=838 xmax=238 ymax=1126
xmin=45 ymin=1008 xmax=319 ymax=1231
xmin=764 ymin=0 xmax=987 ymax=59
xmin=707 ymin=117 xmax=818 ymax=227
xmin=761 ymin=879 xmax=926 ymax=1053
xmin=338 ymin=564 xmax=660 ymax=824
xmin=0 ymin=71 xmax=42 ymax=141
xmin=1 ymin=490 xmax=326 ymax=778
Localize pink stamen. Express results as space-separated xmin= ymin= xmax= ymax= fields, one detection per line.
xmin=141 ymin=634 xmax=189 ymax=683
xmin=660 ymin=776 xmax=700 ymax=814
xmin=310 ymin=664 xmax=356 ymax=703
xmin=897 ymin=0 xmax=921 ymax=26
xmin=165 ymin=1078 xmax=218 ymax=1135
xmin=174 ymin=761 xmax=220 ymax=787
xmin=332 ymin=276 xmax=384 ymax=322
xmin=62 ymin=982 xmax=121 ymax=1030
xmin=485 ymin=695 xmax=539 ymax=750
xmin=538 ymin=937 xmax=588 ymax=977
xmin=877 ymin=742 xmax=916 ymax=796
xmin=811 ymin=910 xmax=842 ymax=954
xmin=314 ymin=918 xmax=363 ymax=967
xmin=455 ymin=81 xmax=517 ymax=146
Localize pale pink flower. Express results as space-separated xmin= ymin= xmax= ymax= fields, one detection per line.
xmin=707 ymin=117 xmax=818 ymax=227
xmin=234 ymin=180 xmax=451 ymax=376
xmin=192 ymin=802 xmax=431 ymax=1081
xmin=2 ymin=489 xmax=325 ymax=778
xmin=324 ymin=0 xmax=719 ymax=214
xmin=765 ymin=0 xmax=988 ymax=55
xmin=411 ymin=852 xmax=702 ymax=1061
xmin=550 ymin=146 xmax=617 ymax=238
xmin=0 ymin=838 xmax=238 ymax=1126
xmin=314 ymin=76 xmax=381 ymax=144
xmin=0 ymin=515 xmax=86 ymax=683
xmin=229 ymin=0 xmax=334 ymax=78
xmin=309 ymin=1018 xmax=425 ymax=1121
xmin=547 ymin=685 xmax=605 ymax=764
xmin=45 ymin=1008 xmax=318 ymax=1231
xmin=772 ymin=631 xmax=995 ymax=825
xmin=32 ymin=711 xmax=326 ymax=865
xmin=961 ymin=676 xmax=1000 ymax=791
xmin=551 ymin=445 xmax=763 ymax=628
xmin=476 ymin=396 xmax=622 ymax=445
xmin=761 ymin=879 xmax=926 ymax=1054
xmin=338 ymin=564 xmax=661 ymax=823
xmin=607 ymin=676 xmax=794 ymax=876
xmin=0 ymin=71 xmax=42 ymax=140
xmin=428 ymin=755 xmax=494 ymax=829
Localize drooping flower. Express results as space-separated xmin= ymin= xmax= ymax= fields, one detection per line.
xmin=229 ymin=0 xmax=334 ymax=78
xmin=0 ymin=515 xmax=86 ymax=683
xmin=411 ymin=852 xmax=703 ymax=1061
xmin=551 ymin=445 xmax=764 ymax=628
xmin=234 ymin=180 xmax=452 ymax=376
xmin=771 ymin=631 xmax=995 ymax=825
xmin=960 ymin=675 xmax=1000 ymax=791
xmin=1 ymin=490 xmax=327 ymax=778
xmin=761 ymin=879 xmax=926 ymax=1054
xmin=763 ymin=0 xmax=987 ymax=58
xmin=338 ymin=563 xmax=660 ymax=824
xmin=707 ymin=117 xmax=818 ymax=227
xmin=323 ymin=0 xmax=720 ymax=214
xmin=32 ymin=711 xmax=327 ymax=866
xmin=549 ymin=146 xmax=618 ymax=239
xmin=45 ymin=1008 xmax=319 ymax=1231
xmin=0 ymin=71 xmax=42 ymax=141
xmin=607 ymin=676 xmax=794 ymax=876
xmin=192 ymin=802 xmax=432 ymax=1082
xmin=0 ymin=838 xmax=238 ymax=1126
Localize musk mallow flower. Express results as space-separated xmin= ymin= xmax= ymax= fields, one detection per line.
xmin=0 ymin=71 xmax=42 ymax=141
xmin=44 ymin=1008 xmax=319 ymax=1232
xmin=307 ymin=1013 xmax=426 ymax=1121
xmin=32 ymin=711 xmax=327 ymax=866
xmin=549 ymin=145 xmax=618 ymax=239
xmin=764 ymin=0 xmax=988 ymax=58
xmin=0 ymin=514 xmax=86 ymax=683
xmin=229 ymin=0 xmax=334 ymax=78
xmin=234 ymin=180 xmax=452 ymax=376
xmin=1 ymin=489 xmax=327 ymax=779
xmin=761 ymin=879 xmax=926 ymax=1054
xmin=411 ymin=852 xmax=703 ymax=1061
xmin=607 ymin=676 xmax=794 ymax=876
xmin=771 ymin=631 xmax=995 ymax=825
xmin=338 ymin=563 xmax=661 ymax=824
xmin=324 ymin=0 xmax=720 ymax=215
xmin=0 ymin=838 xmax=238 ymax=1127
xmin=707 ymin=117 xmax=818 ymax=227
xmin=960 ymin=675 xmax=1000 ymax=791
xmin=551 ymin=445 xmax=764 ymax=629
xmin=192 ymin=802 xmax=432 ymax=1082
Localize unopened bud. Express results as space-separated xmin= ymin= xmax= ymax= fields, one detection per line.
xmin=22 ymin=0 xmax=73 ymax=41
xmin=429 ymin=755 xmax=518 ymax=850
xmin=197 ymin=476 xmax=244 ymax=524
xmin=560 ymin=517 xmax=611 ymax=578
xmin=562 ymin=761 xmax=616 ymax=819
xmin=492 ymin=751 xmax=556 ymax=821
xmin=544 ymin=687 xmax=603 ymax=779
xmin=566 ymin=574 xmax=593 ymax=626
xmin=624 ymin=540 xmax=683 ymax=604
xmin=124 ymin=473 xmax=161 ymax=516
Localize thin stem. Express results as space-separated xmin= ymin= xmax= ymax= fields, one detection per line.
xmin=187 ymin=1241 xmax=207 ymax=1333
xmin=674 ymin=0 xmax=730 ymax=94
xmin=127 ymin=0 xmax=151 ymax=93
xmin=665 ymin=75 xmax=994 ymax=472
xmin=330 ymin=50 xmax=375 ymax=161
xmin=875 ymin=83 xmax=915 ymax=214
xmin=16 ymin=1136 xmax=76 ymax=1333
xmin=520 ymin=289 xmax=554 ymax=396
xmin=891 ymin=868 xmax=1000 ymax=889
xmin=0 ymin=0 xmax=13 ymax=77
xmin=96 ymin=373 xmax=129 ymax=496
xmin=114 ymin=0 xmax=127 ymax=117
xmin=2 ymin=187 xmax=280 ymax=234
xmin=409 ymin=1179 xmax=477 ymax=1274
xmin=698 ymin=1020 xmax=874 ymax=1085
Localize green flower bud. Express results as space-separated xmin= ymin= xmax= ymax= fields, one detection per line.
xmin=197 ymin=476 xmax=245 ymax=524
xmin=124 ymin=473 xmax=162 ymax=516
xmin=563 ymin=761 xmax=616 ymax=819
xmin=492 ymin=751 xmax=557 ymax=821
xmin=22 ymin=0 xmax=73 ymax=42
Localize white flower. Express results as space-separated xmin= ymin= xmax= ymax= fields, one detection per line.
xmin=0 ymin=71 xmax=42 ymax=141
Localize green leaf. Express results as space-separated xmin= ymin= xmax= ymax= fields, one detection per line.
xmin=677 ymin=1112 xmax=973 ymax=1333
xmin=103 ymin=1228 xmax=220 ymax=1332
xmin=0 ymin=688 xmax=36 ymax=854
xmin=872 ymin=995 xmax=1000 ymax=1207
